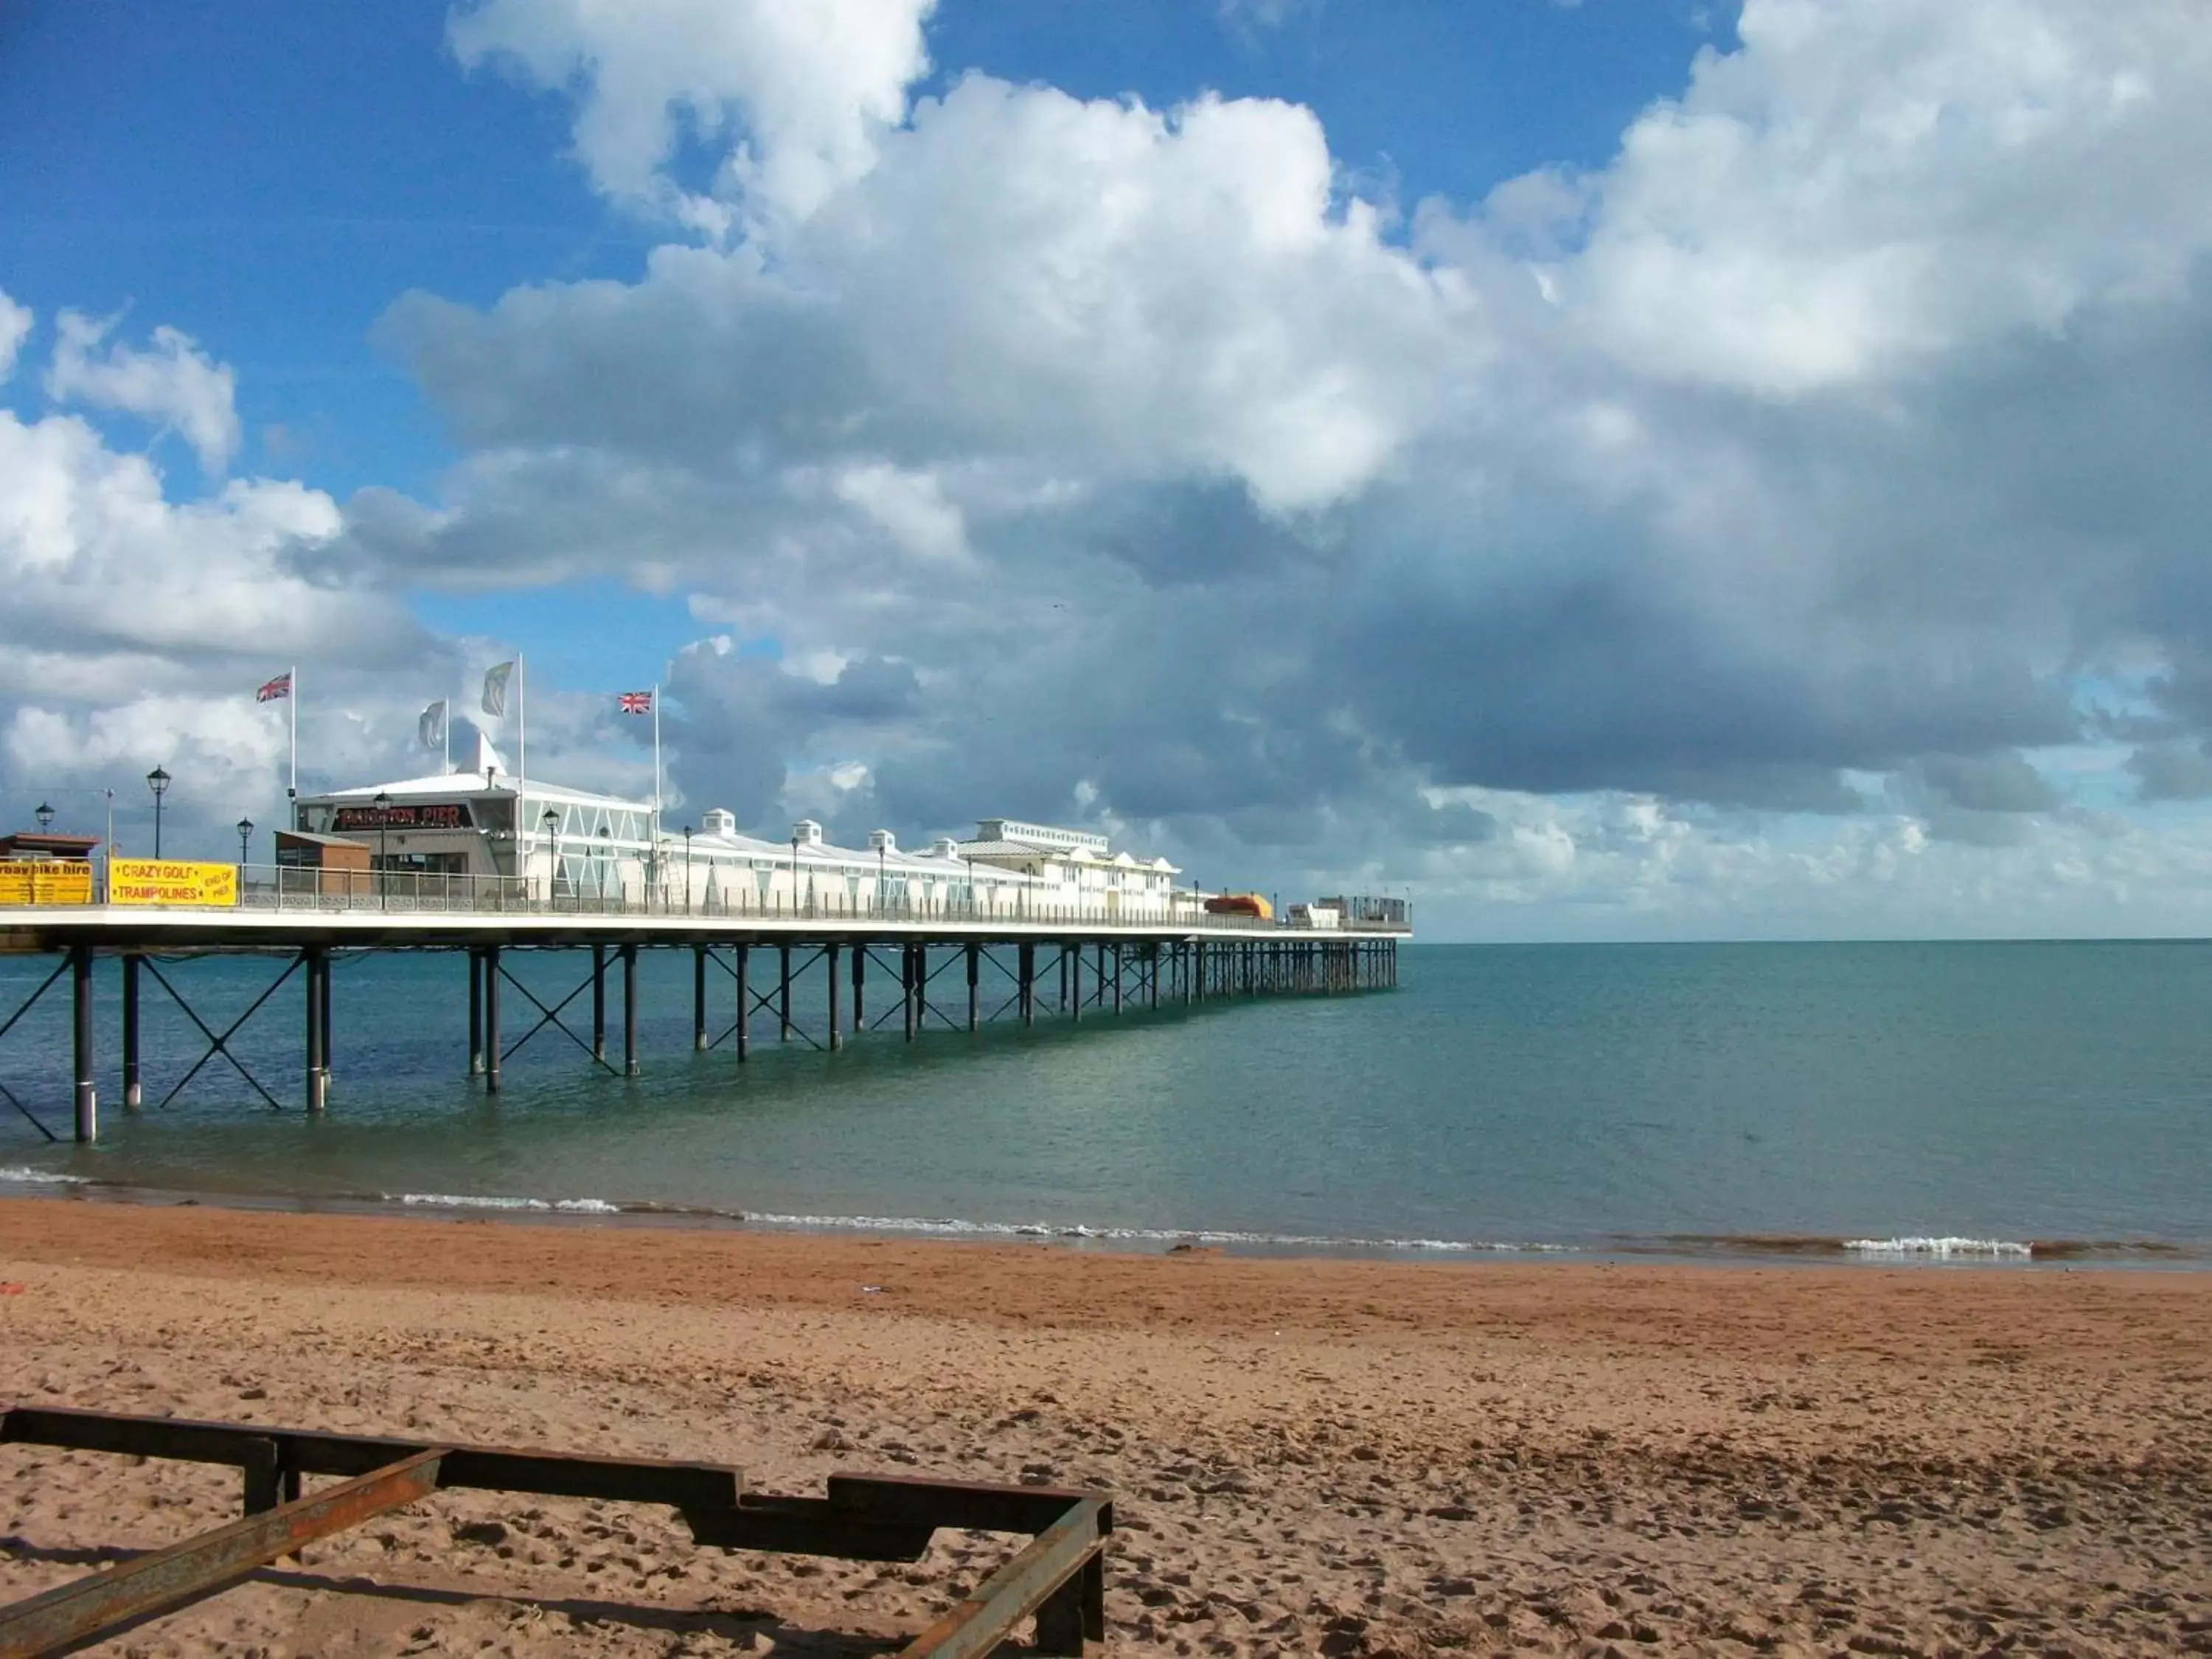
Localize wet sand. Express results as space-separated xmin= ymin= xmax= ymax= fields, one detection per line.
xmin=3 ymin=1197 xmax=2210 ymax=1655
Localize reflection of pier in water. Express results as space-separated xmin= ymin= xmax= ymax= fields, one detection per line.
xmin=0 ymin=897 xmax=1405 ymax=1144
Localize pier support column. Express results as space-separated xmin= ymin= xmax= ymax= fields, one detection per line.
xmin=1149 ymin=945 xmax=1160 ymax=1010
xmin=1070 ymin=943 xmax=1082 ymax=1023
xmin=734 ymin=943 xmax=749 ymax=1063
xmin=321 ymin=950 xmax=335 ymax=1085
xmin=966 ymin=942 xmax=980 ymax=1032
xmin=121 ymin=953 xmax=142 ymax=1109
xmin=304 ymin=945 xmax=328 ymax=1114
xmin=592 ymin=945 xmax=607 ymax=1061
xmin=622 ymin=942 xmax=640 ymax=1077
xmin=901 ymin=945 xmax=917 ymax=1041
xmin=778 ymin=944 xmax=793 ymax=1042
xmin=1057 ymin=946 xmax=1068 ymax=1014
xmin=852 ymin=942 xmax=866 ymax=1032
xmin=1110 ymin=944 xmax=1121 ymax=1015
xmin=484 ymin=945 xmax=501 ymax=1094
xmin=1192 ymin=941 xmax=1203 ymax=1004
xmin=827 ymin=944 xmax=842 ymax=1051
xmin=71 ymin=943 xmax=96 ymax=1144
xmin=468 ymin=949 xmax=484 ymax=1075
xmin=1018 ymin=942 xmax=1035 ymax=1026
xmin=693 ymin=945 xmax=708 ymax=1051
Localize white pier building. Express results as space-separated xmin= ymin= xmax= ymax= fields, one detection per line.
xmin=290 ymin=741 xmax=1200 ymax=922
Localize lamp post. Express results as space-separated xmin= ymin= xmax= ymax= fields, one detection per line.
xmin=877 ymin=841 xmax=887 ymax=916
xmin=597 ymin=825 xmax=611 ymax=905
xmin=790 ymin=833 xmax=801 ymax=917
xmin=35 ymin=802 xmax=54 ymax=832
xmin=540 ymin=807 xmax=560 ymax=906
xmin=235 ymin=816 xmax=253 ymax=888
xmin=372 ymin=790 xmax=391 ymax=908
xmin=682 ymin=824 xmax=694 ymax=915
xmin=145 ymin=766 xmax=171 ymax=858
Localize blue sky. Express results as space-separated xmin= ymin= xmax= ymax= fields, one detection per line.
xmin=5 ymin=1 xmax=2212 ymax=938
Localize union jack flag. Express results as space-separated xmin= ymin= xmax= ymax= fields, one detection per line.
xmin=256 ymin=671 xmax=292 ymax=703
xmin=617 ymin=690 xmax=653 ymax=714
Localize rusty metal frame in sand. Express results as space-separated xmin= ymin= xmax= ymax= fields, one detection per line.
xmin=0 ymin=1404 xmax=1110 ymax=1658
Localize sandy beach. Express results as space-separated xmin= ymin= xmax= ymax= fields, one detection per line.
xmin=2 ymin=1200 xmax=2208 ymax=1656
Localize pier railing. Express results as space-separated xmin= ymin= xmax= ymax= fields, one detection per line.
xmin=31 ymin=863 xmax=1408 ymax=932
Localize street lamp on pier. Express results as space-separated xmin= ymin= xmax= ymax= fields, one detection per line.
xmin=236 ymin=817 xmax=253 ymax=887
xmin=540 ymin=807 xmax=560 ymax=905
xmin=35 ymin=803 xmax=54 ymax=832
xmin=372 ymin=790 xmax=392 ymax=908
xmin=682 ymin=824 xmax=694 ymax=914
xmin=145 ymin=766 xmax=171 ymax=858
xmin=596 ymin=825 xmax=612 ymax=905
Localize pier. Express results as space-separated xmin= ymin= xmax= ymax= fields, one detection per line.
xmin=0 ymin=886 xmax=1405 ymax=1144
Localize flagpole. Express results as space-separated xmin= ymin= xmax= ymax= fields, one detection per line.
xmin=518 ymin=653 xmax=527 ymax=806
xmin=288 ymin=663 xmax=297 ymax=803
xmin=652 ymin=684 xmax=663 ymax=900
xmin=443 ymin=699 xmax=451 ymax=774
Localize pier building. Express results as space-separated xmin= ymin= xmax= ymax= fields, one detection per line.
xmin=2 ymin=762 xmax=1408 ymax=1147
xmin=288 ymin=741 xmax=1196 ymax=922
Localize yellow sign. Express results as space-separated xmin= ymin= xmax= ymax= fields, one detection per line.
xmin=0 ymin=861 xmax=95 ymax=906
xmin=108 ymin=859 xmax=239 ymax=908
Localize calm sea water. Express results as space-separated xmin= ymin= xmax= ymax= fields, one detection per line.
xmin=2 ymin=942 xmax=2208 ymax=1261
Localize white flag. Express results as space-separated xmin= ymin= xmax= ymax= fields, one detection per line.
xmin=481 ymin=661 xmax=515 ymax=718
xmin=419 ymin=700 xmax=447 ymax=751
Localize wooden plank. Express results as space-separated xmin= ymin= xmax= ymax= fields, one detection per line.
xmin=681 ymin=1497 xmax=933 ymax=1561
xmin=1 ymin=1407 xmax=742 ymax=1509
xmin=897 ymin=1497 xmax=1107 ymax=1659
xmin=0 ymin=1450 xmax=442 ymax=1659
xmin=828 ymin=1473 xmax=1111 ymax=1537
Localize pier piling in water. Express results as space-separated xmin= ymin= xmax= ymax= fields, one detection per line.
xmin=71 ymin=943 xmax=95 ymax=1144
xmin=483 ymin=945 xmax=501 ymax=1094
xmin=304 ymin=945 xmax=328 ymax=1114
xmin=622 ymin=943 xmax=639 ymax=1077
xmin=120 ymin=953 xmax=142 ymax=1110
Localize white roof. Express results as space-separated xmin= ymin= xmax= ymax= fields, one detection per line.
xmin=304 ymin=772 xmax=653 ymax=812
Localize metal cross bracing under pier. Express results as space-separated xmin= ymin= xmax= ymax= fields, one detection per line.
xmin=1 ymin=915 xmax=1400 ymax=1140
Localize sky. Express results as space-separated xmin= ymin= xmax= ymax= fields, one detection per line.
xmin=4 ymin=0 xmax=2212 ymax=941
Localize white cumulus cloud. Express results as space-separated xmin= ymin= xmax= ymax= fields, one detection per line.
xmin=449 ymin=0 xmax=934 ymax=232
xmin=0 ymin=291 xmax=31 ymax=384
xmin=44 ymin=310 xmax=243 ymax=475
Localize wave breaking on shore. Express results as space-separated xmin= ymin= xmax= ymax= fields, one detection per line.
xmin=0 ymin=1167 xmax=2197 ymax=1262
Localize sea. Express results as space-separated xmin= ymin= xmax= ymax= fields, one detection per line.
xmin=1 ymin=942 xmax=2208 ymax=1264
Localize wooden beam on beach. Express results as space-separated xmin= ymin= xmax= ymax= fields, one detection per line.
xmin=0 ymin=1405 xmax=1111 ymax=1658
xmin=0 ymin=1448 xmax=445 ymax=1659
xmin=894 ymin=1492 xmax=1109 ymax=1659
